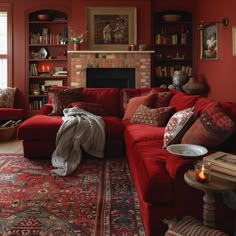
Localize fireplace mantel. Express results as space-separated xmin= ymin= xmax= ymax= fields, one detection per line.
xmin=67 ymin=50 xmax=154 ymax=88
xmin=68 ymin=50 xmax=155 ymax=54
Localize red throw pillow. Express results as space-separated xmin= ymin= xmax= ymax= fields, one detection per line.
xmin=47 ymin=87 xmax=83 ymax=116
xmin=122 ymin=92 xmax=157 ymax=120
xmin=163 ymin=107 xmax=195 ymax=148
xmin=155 ymin=91 xmax=173 ymax=108
xmin=169 ymin=92 xmax=200 ymax=112
xmin=69 ymin=102 xmax=106 ymax=116
xmin=130 ymin=104 xmax=175 ymax=127
xmin=181 ymin=103 xmax=235 ymax=148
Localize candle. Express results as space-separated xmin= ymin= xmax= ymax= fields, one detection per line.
xmin=197 ymin=164 xmax=207 ymax=182
xmin=194 ymin=161 xmax=210 ymax=183
xmin=47 ymin=65 xmax=50 ymax=72
xmin=42 ymin=65 xmax=45 ymax=72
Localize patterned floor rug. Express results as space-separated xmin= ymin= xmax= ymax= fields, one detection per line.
xmin=0 ymin=154 xmax=145 ymax=236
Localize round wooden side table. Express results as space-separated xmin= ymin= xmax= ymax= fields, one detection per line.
xmin=184 ymin=170 xmax=236 ymax=228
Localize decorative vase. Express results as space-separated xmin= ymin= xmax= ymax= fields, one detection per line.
xmin=73 ymin=43 xmax=81 ymax=51
xmin=182 ymin=77 xmax=208 ymax=95
xmin=172 ymin=70 xmax=188 ymax=90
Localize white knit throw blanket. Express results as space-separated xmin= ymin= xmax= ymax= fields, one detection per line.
xmin=51 ymin=107 xmax=105 ymax=176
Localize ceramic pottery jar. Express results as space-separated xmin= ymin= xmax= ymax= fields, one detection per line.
xmin=172 ymin=70 xmax=188 ymax=90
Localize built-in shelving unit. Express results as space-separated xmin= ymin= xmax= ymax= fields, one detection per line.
xmin=152 ymin=10 xmax=193 ymax=87
xmin=27 ymin=9 xmax=68 ymax=113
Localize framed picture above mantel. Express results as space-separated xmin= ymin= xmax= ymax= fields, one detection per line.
xmin=87 ymin=7 xmax=137 ymax=50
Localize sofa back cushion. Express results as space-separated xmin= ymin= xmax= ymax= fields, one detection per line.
xmin=80 ymin=88 xmax=121 ymax=117
xmin=169 ymin=90 xmax=200 ymax=112
xmin=47 ymin=87 xmax=121 ymax=117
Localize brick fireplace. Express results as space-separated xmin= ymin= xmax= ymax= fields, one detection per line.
xmin=67 ymin=50 xmax=154 ymax=88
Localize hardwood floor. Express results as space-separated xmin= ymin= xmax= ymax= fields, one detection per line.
xmin=0 ymin=138 xmax=23 ymax=154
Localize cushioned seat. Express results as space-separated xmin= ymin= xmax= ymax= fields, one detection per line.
xmin=123 ymin=122 xmax=165 ymax=147
xmin=18 ymin=115 xmax=124 ymax=141
xmin=0 ymin=108 xmax=24 ymax=121
xmin=129 ymin=140 xmax=174 ymax=204
xmin=17 ymin=115 xmax=63 ymax=140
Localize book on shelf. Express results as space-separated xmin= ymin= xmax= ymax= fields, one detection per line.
xmin=203 ymin=151 xmax=236 ymax=174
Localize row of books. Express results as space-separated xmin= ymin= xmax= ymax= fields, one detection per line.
xmin=29 ymin=97 xmax=48 ymax=110
xmin=203 ymin=152 xmax=236 ymax=182
xmin=155 ymin=65 xmax=192 ymax=78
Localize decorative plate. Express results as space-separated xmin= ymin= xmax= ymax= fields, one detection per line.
xmin=39 ymin=47 xmax=47 ymax=59
xmin=166 ymin=144 xmax=208 ymax=157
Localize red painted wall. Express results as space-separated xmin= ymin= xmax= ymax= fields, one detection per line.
xmin=8 ymin=0 xmax=236 ymax=108
xmin=7 ymin=0 xmax=152 ymax=109
xmin=195 ymin=0 xmax=236 ymax=102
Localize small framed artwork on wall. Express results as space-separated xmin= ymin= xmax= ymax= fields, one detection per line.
xmin=200 ymin=23 xmax=218 ymax=60
xmin=87 ymin=7 xmax=137 ymax=50
xmin=232 ymin=26 xmax=236 ymax=56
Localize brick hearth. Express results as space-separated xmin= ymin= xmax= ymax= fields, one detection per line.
xmin=67 ymin=50 xmax=154 ymax=88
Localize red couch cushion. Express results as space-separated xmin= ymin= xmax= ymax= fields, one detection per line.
xmin=102 ymin=116 xmax=124 ymax=140
xmin=80 ymin=88 xmax=121 ymax=117
xmin=0 ymin=108 xmax=24 ymax=120
xmin=130 ymin=140 xmax=174 ymax=204
xmin=18 ymin=115 xmax=124 ymax=142
xmin=69 ymin=102 xmax=107 ymax=116
xmin=17 ymin=115 xmax=63 ymax=140
xmin=169 ymin=91 xmax=200 ymax=112
xmin=123 ymin=122 xmax=165 ymax=148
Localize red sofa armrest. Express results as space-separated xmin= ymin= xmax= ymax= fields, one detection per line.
xmin=40 ymin=104 xmax=53 ymax=115
xmin=165 ymin=154 xmax=194 ymax=179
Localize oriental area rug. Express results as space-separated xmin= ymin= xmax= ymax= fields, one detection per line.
xmin=0 ymin=154 xmax=145 ymax=236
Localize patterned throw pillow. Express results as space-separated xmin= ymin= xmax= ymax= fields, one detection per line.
xmin=122 ymin=92 xmax=157 ymax=120
xmin=131 ymin=104 xmax=175 ymax=127
xmin=0 ymin=87 xmax=16 ymax=108
xmin=165 ymin=216 xmax=228 ymax=236
xmin=69 ymin=102 xmax=106 ymax=116
xmin=181 ymin=103 xmax=235 ymax=148
xmin=47 ymin=87 xmax=83 ymax=116
xmin=163 ymin=107 xmax=195 ymax=148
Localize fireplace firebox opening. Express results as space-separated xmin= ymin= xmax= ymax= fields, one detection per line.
xmin=86 ymin=68 xmax=135 ymax=89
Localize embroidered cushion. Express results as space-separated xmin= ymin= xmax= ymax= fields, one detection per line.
xmin=0 ymin=87 xmax=16 ymax=108
xmin=69 ymin=102 xmax=106 ymax=116
xmin=122 ymin=92 xmax=157 ymax=120
xmin=163 ymin=107 xmax=195 ymax=148
xmin=165 ymin=216 xmax=228 ymax=236
xmin=47 ymin=87 xmax=83 ymax=116
xmin=181 ymin=103 xmax=235 ymax=148
xmin=130 ymin=104 xmax=175 ymax=127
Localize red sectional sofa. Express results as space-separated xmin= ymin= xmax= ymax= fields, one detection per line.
xmin=17 ymin=87 xmax=236 ymax=236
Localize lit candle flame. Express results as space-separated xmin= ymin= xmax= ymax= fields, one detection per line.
xmin=199 ymin=164 xmax=206 ymax=179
